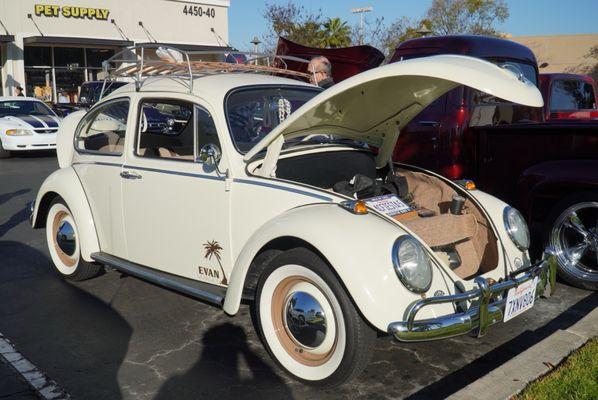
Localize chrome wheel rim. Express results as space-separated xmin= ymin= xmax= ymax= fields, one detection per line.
xmin=550 ymin=202 xmax=598 ymax=282
xmin=271 ymin=276 xmax=337 ymax=366
xmin=56 ymin=220 xmax=76 ymax=256
xmin=284 ymin=291 xmax=327 ymax=349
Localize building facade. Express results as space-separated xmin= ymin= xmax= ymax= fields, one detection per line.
xmin=0 ymin=0 xmax=230 ymax=102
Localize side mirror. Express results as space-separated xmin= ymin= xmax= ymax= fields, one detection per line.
xmin=90 ymin=118 xmax=121 ymax=132
xmin=198 ymin=143 xmax=222 ymax=166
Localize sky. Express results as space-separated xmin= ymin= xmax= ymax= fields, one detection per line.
xmin=227 ymin=0 xmax=598 ymax=51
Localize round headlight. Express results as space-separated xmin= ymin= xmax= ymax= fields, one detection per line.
xmin=392 ymin=236 xmax=433 ymax=293
xmin=503 ymin=206 xmax=530 ymax=251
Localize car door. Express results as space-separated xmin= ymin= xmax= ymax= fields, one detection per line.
xmin=121 ymin=97 xmax=231 ymax=286
xmin=72 ymin=97 xmax=131 ymax=257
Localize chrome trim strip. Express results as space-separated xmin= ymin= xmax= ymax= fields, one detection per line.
xmin=73 ymin=161 xmax=122 ymax=168
xmin=123 ymin=165 xmax=225 ymax=181
xmin=233 ymin=178 xmax=332 ymax=201
xmin=91 ymin=252 xmax=225 ymax=305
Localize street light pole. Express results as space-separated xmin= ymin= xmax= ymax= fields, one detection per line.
xmin=250 ymin=36 xmax=261 ymax=65
xmin=351 ymin=6 xmax=373 ymax=45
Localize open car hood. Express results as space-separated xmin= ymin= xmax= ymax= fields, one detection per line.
xmin=243 ymin=54 xmax=543 ymax=171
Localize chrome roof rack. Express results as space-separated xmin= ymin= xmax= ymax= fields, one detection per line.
xmin=99 ymin=43 xmax=312 ymax=100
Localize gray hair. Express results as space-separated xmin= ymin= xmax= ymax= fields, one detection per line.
xmin=311 ymin=56 xmax=332 ymax=76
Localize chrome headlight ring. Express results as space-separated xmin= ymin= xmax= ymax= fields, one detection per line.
xmin=392 ymin=236 xmax=433 ymax=293
xmin=503 ymin=206 xmax=530 ymax=251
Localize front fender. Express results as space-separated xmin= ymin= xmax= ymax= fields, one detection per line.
xmin=32 ymin=167 xmax=99 ymax=262
xmin=517 ymin=160 xmax=598 ymax=221
xmin=224 ymin=203 xmax=455 ymax=331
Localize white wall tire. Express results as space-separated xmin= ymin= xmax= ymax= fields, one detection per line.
xmin=253 ymin=247 xmax=376 ymax=387
xmin=45 ymin=199 xmax=101 ymax=281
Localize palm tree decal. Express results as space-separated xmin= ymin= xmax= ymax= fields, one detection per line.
xmin=203 ymin=240 xmax=227 ymax=285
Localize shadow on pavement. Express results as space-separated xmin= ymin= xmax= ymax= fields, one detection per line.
xmin=155 ymin=323 xmax=292 ymax=399
xmin=0 ymin=240 xmax=132 ymax=400
xmin=406 ymin=291 xmax=598 ymax=400
xmin=0 ymin=188 xmax=30 ymax=206
xmin=0 ymin=205 xmax=31 ymax=238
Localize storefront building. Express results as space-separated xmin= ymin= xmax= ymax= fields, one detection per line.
xmin=0 ymin=0 xmax=230 ymax=103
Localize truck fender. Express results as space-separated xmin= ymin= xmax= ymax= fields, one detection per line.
xmin=223 ymin=203 xmax=454 ymax=331
xmin=32 ymin=167 xmax=99 ymax=262
xmin=517 ymin=160 xmax=598 ymax=221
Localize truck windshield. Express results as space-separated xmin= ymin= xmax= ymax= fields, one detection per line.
xmin=550 ymin=80 xmax=597 ymax=111
xmin=0 ymin=100 xmax=55 ymax=118
xmin=470 ymin=60 xmax=541 ymax=125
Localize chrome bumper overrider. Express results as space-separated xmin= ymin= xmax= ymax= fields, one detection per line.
xmin=388 ymin=251 xmax=557 ymax=342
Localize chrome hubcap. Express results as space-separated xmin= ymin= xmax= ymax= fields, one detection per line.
xmin=284 ymin=291 xmax=327 ymax=349
xmin=550 ymin=202 xmax=598 ymax=281
xmin=56 ymin=220 xmax=76 ymax=257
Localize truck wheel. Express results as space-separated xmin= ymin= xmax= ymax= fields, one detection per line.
xmin=253 ymin=247 xmax=376 ymax=387
xmin=546 ymin=194 xmax=598 ymax=290
xmin=0 ymin=141 xmax=10 ymax=159
xmin=46 ymin=198 xmax=102 ymax=281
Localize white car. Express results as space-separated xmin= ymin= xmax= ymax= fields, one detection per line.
xmin=31 ymin=48 xmax=556 ymax=387
xmin=0 ymin=97 xmax=60 ymax=158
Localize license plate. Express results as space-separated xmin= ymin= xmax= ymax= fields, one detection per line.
xmin=503 ymin=277 xmax=538 ymax=322
xmin=364 ymin=195 xmax=414 ymax=218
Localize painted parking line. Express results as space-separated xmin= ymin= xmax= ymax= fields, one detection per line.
xmin=0 ymin=333 xmax=70 ymax=400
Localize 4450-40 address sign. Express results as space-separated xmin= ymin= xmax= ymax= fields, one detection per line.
xmin=182 ymin=5 xmax=216 ymax=18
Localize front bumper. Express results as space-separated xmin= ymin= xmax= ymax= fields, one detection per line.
xmin=388 ymin=251 xmax=557 ymax=342
xmin=1 ymin=134 xmax=56 ymax=151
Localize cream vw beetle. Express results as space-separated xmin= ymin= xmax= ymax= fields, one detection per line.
xmin=31 ymin=47 xmax=556 ymax=386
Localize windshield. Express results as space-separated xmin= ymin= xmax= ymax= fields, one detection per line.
xmin=550 ymin=79 xmax=597 ymax=111
xmin=0 ymin=100 xmax=55 ymax=118
xmin=79 ymin=82 xmax=127 ymax=105
xmin=226 ymin=86 xmax=321 ymax=153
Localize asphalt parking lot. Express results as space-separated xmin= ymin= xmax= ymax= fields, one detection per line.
xmin=0 ymin=153 xmax=596 ymax=400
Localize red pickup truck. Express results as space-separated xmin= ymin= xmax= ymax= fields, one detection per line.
xmin=277 ymin=34 xmax=598 ymax=290
xmin=539 ymin=73 xmax=598 ymax=121
xmin=390 ymin=35 xmax=598 ymax=290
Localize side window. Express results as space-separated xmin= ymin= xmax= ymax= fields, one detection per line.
xmin=137 ymin=100 xmax=195 ymax=160
xmin=75 ymin=99 xmax=129 ymax=155
xmin=196 ymin=106 xmax=220 ymax=153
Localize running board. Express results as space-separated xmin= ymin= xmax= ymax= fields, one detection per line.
xmin=91 ymin=252 xmax=226 ymax=306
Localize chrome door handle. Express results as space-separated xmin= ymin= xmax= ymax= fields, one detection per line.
xmin=120 ymin=171 xmax=142 ymax=180
xmin=418 ymin=120 xmax=439 ymax=127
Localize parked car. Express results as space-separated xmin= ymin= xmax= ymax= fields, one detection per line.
xmin=539 ymin=73 xmax=598 ymax=121
xmin=52 ymin=81 xmax=128 ymax=117
xmin=387 ymin=35 xmax=598 ymax=290
xmin=0 ymin=97 xmax=61 ymax=158
xmin=31 ymin=47 xmax=556 ymax=386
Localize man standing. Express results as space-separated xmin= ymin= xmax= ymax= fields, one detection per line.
xmin=15 ymin=86 xmax=24 ymax=96
xmin=307 ymin=56 xmax=334 ymax=89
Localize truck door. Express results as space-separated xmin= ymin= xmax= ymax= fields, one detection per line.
xmin=393 ymin=94 xmax=447 ymax=172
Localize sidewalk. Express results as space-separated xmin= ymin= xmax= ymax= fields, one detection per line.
xmin=0 ymin=358 xmax=39 ymax=399
xmin=448 ymin=306 xmax=598 ymax=400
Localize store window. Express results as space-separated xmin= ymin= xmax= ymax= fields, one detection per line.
xmin=24 ymin=46 xmax=116 ymax=104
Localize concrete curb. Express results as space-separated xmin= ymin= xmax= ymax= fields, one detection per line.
xmin=448 ymin=307 xmax=598 ymax=400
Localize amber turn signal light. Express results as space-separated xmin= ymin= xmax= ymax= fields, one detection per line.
xmin=339 ymin=200 xmax=368 ymax=215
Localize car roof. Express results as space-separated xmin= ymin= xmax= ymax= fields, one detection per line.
xmin=0 ymin=96 xmax=46 ymax=102
xmin=391 ymin=35 xmax=537 ymax=66
xmin=103 ymin=73 xmax=315 ymax=101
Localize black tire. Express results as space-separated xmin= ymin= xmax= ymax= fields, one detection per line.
xmin=544 ymin=193 xmax=598 ymax=290
xmin=0 ymin=141 xmax=10 ymax=159
xmin=46 ymin=198 xmax=102 ymax=282
xmin=252 ymin=247 xmax=376 ymax=387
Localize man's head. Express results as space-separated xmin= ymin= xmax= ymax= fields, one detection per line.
xmin=16 ymin=86 xmax=23 ymax=94
xmin=307 ymin=56 xmax=332 ymax=85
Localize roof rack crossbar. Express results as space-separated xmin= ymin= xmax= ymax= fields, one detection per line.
xmin=99 ymin=43 xmax=311 ymax=100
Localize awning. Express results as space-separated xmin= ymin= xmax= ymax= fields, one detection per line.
xmin=23 ymin=36 xmax=133 ymax=47
xmin=136 ymin=42 xmax=234 ymax=52
xmin=0 ymin=35 xmax=14 ymax=43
